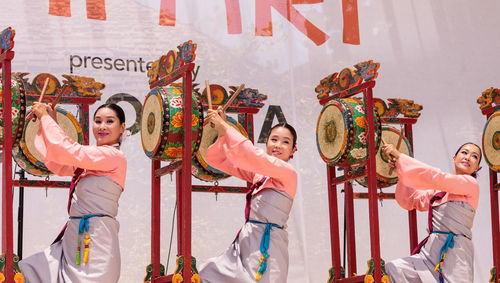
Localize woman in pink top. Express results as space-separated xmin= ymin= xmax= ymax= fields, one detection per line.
xmin=19 ymin=103 xmax=127 ymax=283
xmin=383 ymin=142 xmax=481 ymax=283
xmin=199 ymin=107 xmax=298 ymax=283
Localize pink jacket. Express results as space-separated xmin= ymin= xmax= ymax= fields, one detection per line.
xmin=35 ymin=115 xmax=127 ymax=189
xmin=395 ymin=154 xmax=479 ymax=211
xmin=206 ymin=126 xmax=297 ymax=198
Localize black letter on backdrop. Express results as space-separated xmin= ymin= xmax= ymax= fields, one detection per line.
xmin=105 ymin=93 xmax=142 ymax=135
xmin=257 ymin=105 xmax=287 ymax=143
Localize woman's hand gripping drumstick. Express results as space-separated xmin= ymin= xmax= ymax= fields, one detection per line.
xmin=388 ymin=130 xmax=405 ymax=175
xmin=27 ymin=78 xmax=50 ymax=121
xmin=43 ymin=84 xmax=70 ymax=123
xmin=381 ymin=131 xmax=404 ymax=174
xmin=206 ymin=106 xmax=230 ymax=137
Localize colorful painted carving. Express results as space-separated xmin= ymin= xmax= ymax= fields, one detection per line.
xmin=0 ymin=253 xmax=24 ymax=283
xmin=171 ymin=256 xmax=200 ymax=283
xmin=385 ymin=98 xmax=423 ymax=118
xmin=201 ymin=84 xmax=268 ymax=109
xmin=363 ymin=258 xmax=389 ymax=283
xmin=327 ymin=266 xmax=345 ymax=282
xmin=315 ymin=60 xmax=380 ymax=99
xmin=147 ymin=40 xmax=197 ymax=85
xmin=0 ymin=73 xmax=27 ymax=150
xmin=143 ymin=263 xmax=165 ymax=283
xmin=32 ymin=73 xmax=61 ymax=95
xmin=61 ymin=74 xmax=105 ymax=98
xmin=9 ymin=73 xmax=104 ymax=99
xmin=0 ymin=27 xmax=15 ymax=54
xmin=489 ymin=266 xmax=497 ymax=283
xmin=478 ymin=87 xmax=500 ymax=110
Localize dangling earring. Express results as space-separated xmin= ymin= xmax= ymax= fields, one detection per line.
xmin=289 ymin=145 xmax=297 ymax=159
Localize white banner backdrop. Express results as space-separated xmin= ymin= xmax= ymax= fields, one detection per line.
xmin=1 ymin=0 xmax=498 ymax=282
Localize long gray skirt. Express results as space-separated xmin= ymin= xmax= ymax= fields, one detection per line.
xmin=199 ymin=188 xmax=293 ymax=283
xmin=19 ymin=175 xmax=122 ymax=283
xmin=386 ymin=201 xmax=475 ymax=283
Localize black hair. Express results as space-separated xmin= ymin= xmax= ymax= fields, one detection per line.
xmin=454 ymin=142 xmax=482 ymax=177
xmin=93 ymin=103 xmax=126 ymax=124
xmin=268 ymin=123 xmax=297 ymax=149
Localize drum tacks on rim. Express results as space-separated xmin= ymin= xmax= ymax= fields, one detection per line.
xmin=141 ymin=86 xmax=203 ymax=161
xmin=0 ymin=73 xmax=27 ymax=151
xmin=14 ymin=107 xmax=83 ymax=176
xmin=356 ymin=126 xmax=412 ymax=188
xmin=316 ymin=98 xmax=382 ymax=168
xmin=482 ymin=111 xmax=500 ymax=172
xmin=192 ymin=116 xmax=248 ymax=182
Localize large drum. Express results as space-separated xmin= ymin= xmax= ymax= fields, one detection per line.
xmin=316 ymin=98 xmax=381 ymax=168
xmin=192 ymin=116 xmax=248 ymax=182
xmin=356 ymin=126 xmax=412 ymax=188
xmin=482 ymin=111 xmax=500 ymax=171
xmin=14 ymin=107 xmax=83 ymax=176
xmin=0 ymin=74 xmax=27 ymax=150
xmin=141 ymin=86 xmax=203 ymax=161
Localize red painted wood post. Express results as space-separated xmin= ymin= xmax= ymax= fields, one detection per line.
xmin=81 ymin=105 xmax=90 ymax=145
xmin=327 ymin=165 xmax=342 ymax=280
xmin=490 ymin=169 xmax=499 ymax=273
xmin=364 ymin=86 xmax=381 ymax=281
xmin=151 ymin=159 xmax=161 ymax=279
xmin=180 ymin=70 xmax=193 ymax=281
xmin=344 ymin=181 xmax=357 ymax=276
xmin=405 ymin=123 xmax=418 ymax=251
xmin=1 ymin=50 xmax=15 ymax=283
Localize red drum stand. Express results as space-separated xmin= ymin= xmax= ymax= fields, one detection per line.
xmin=477 ymin=92 xmax=500 ymax=283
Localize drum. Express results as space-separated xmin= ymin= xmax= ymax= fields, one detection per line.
xmin=356 ymin=126 xmax=413 ymax=188
xmin=0 ymin=74 xmax=27 ymax=150
xmin=13 ymin=145 xmax=51 ymax=176
xmin=316 ymin=98 xmax=381 ymax=167
xmin=482 ymin=111 xmax=500 ymax=171
xmin=141 ymin=86 xmax=203 ymax=161
xmin=16 ymin=107 xmax=83 ymax=176
xmin=192 ymin=116 xmax=248 ymax=181
xmin=191 ymin=157 xmax=226 ymax=182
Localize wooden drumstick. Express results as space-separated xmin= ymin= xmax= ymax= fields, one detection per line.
xmin=27 ymin=78 xmax=50 ymax=121
xmin=51 ymin=84 xmax=70 ymax=108
xmin=38 ymin=77 xmax=49 ymax=103
xmin=205 ymin=80 xmax=212 ymax=110
xmin=222 ymin=84 xmax=244 ymax=111
xmin=388 ymin=129 xmax=405 ymax=175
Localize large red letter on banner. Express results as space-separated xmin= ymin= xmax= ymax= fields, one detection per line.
xmin=86 ymin=0 xmax=106 ymax=20
xmin=159 ymin=0 xmax=176 ymax=26
xmin=225 ymin=0 xmax=242 ymax=34
xmin=49 ymin=0 xmax=71 ymax=17
xmin=49 ymin=0 xmax=106 ymax=20
xmin=255 ymin=0 xmax=329 ymax=46
xmin=342 ymin=0 xmax=360 ymax=44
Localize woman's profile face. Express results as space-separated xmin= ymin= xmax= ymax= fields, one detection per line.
xmin=92 ymin=107 xmax=125 ymax=146
xmin=453 ymin=143 xmax=481 ymax=175
xmin=266 ymin=127 xmax=296 ymax=161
